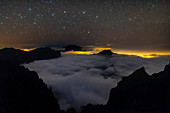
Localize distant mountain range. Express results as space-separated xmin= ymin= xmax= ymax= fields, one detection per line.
xmin=0 ymin=47 xmax=61 ymax=65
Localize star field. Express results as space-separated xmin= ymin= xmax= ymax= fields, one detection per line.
xmin=0 ymin=0 xmax=169 ymax=51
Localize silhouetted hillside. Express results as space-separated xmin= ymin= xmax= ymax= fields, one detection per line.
xmin=98 ymin=50 xmax=114 ymax=56
xmin=66 ymin=107 xmax=77 ymax=113
xmin=0 ymin=47 xmax=61 ymax=65
xmin=0 ymin=48 xmax=28 ymax=65
xmin=107 ymin=67 xmax=150 ymax=111
xmin=0 ymin=64 xmax=61 ymax=113
xmin=81 ymin=63 xmax=170 ymax=113
xmin=64 ymin=45 xmax=82 ymax=51
xmin=29 ymin=47 xmax=61 ymax=60
xmin=0 ymin=47 xmax=63 ymax=113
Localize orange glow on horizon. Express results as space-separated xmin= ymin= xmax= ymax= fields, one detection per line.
xmin=115 ymin=50 xmax=170 ymax=58
xmin=20 ymin=48 xmax=36 ymax=52
xmin=20 ymin=47 xmax=170 ymax=58
xmin=64 ymin=47 xmax=170 ymax=58
xmin=65 ymin=51 xmax=94 ymax=55
xmin=65 ymin=47 xmax=112 ymax=55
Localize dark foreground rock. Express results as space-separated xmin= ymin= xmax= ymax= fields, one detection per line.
xmin=0 ymin=47 xmax=63 ymax=113
xmin=81 ymin=63 xmax=170 ymax=113
xmin=0 ymin=64 xmax=61 ymax=113
xmin=66 ymin=107 xmax=77 ymax=113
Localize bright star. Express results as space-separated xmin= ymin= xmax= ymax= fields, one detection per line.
xmin=29 ymin=8 xmax=31 ymax=11
xmin=83 ymin=11 xmax=86 ymax=14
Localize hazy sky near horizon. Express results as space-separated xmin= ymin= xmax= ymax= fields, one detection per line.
xmin=0 ymin=0 xmax=169 ymax=51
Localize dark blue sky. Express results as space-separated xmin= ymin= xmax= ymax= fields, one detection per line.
xmin=0 ymin=0 xmax=169 ymax=51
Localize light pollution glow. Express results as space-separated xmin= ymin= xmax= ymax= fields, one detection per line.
xmin=64 ymin=47 xmax=170 ymax=58
xmin=20 ymin=47 xmax=170 ymax=58
xmin=20 ymin=48 xmax=36 ymax=52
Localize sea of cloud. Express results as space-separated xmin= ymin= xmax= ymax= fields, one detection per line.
xmin=23 ymin=54 xmax=170 ymax=110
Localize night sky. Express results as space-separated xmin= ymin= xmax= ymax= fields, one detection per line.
xmin=0 ymin=0 xmax=169 ymax=51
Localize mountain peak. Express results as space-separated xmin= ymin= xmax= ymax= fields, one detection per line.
xmin=164 ymin=62 xmax=170 ymax=72
xmin=136 ymin=67 xmax=146 ymax=73
xmin=129 ymin=67 xmax=149 ymax=78
xmin=64 ymin=45 xmax=82 ymax=51
xmin=118 ymin=67 xmax=149 ymax=85
xmin=98 ymin=50 xmax=114 ymax=56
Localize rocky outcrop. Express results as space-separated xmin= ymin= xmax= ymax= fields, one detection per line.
xmin=107 ymin=63 xmax=170 ymax=112
xmin=0 ymin=64 xmax=61 ymax=113
xmin=66 ymin=107 xmax=77 ymax=113
xmin=107 ymin=67 xmax=151 ymax=111
xmin=81 ymin=63 xmax=170 ymax=113
xmin=0 ymin=47 xmax=62 ymax=113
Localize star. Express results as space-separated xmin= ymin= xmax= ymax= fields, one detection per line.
xmin=152 ymin=4 xmax=155 ymax=8
xmin=83 ymin=11 xmax=86 ymax=14
xmin=96 ymin=16 xmax=99 ymax=19
xmin=63 ymin=26 xmax=66 ymax=30
xmin=0 ymin=0 xmax=168 ymax=52
xmin=49 ymin=0 xmax=53 ymax=4
xmin=29 ymin=8 xmax=32 ymax=11
xmin=52 ymin=13 xmax=55 ymax=16
xmin=129 ymin=18 xmax=132 ymax=21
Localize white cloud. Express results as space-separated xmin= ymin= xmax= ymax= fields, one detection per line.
xmin=23 ymin=54 xmax=170 ymax=110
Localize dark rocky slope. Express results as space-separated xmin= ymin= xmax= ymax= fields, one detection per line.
xmin=0 ymin=47 xmax=63 ymax=113
xmin=81 ymin=63 xmax=170 ymax=113
xmin=0 ymin=64 xmax=61 ymax=113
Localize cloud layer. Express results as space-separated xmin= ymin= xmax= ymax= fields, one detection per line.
xmin=24 ymin=54 xmax=170 ymax=110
